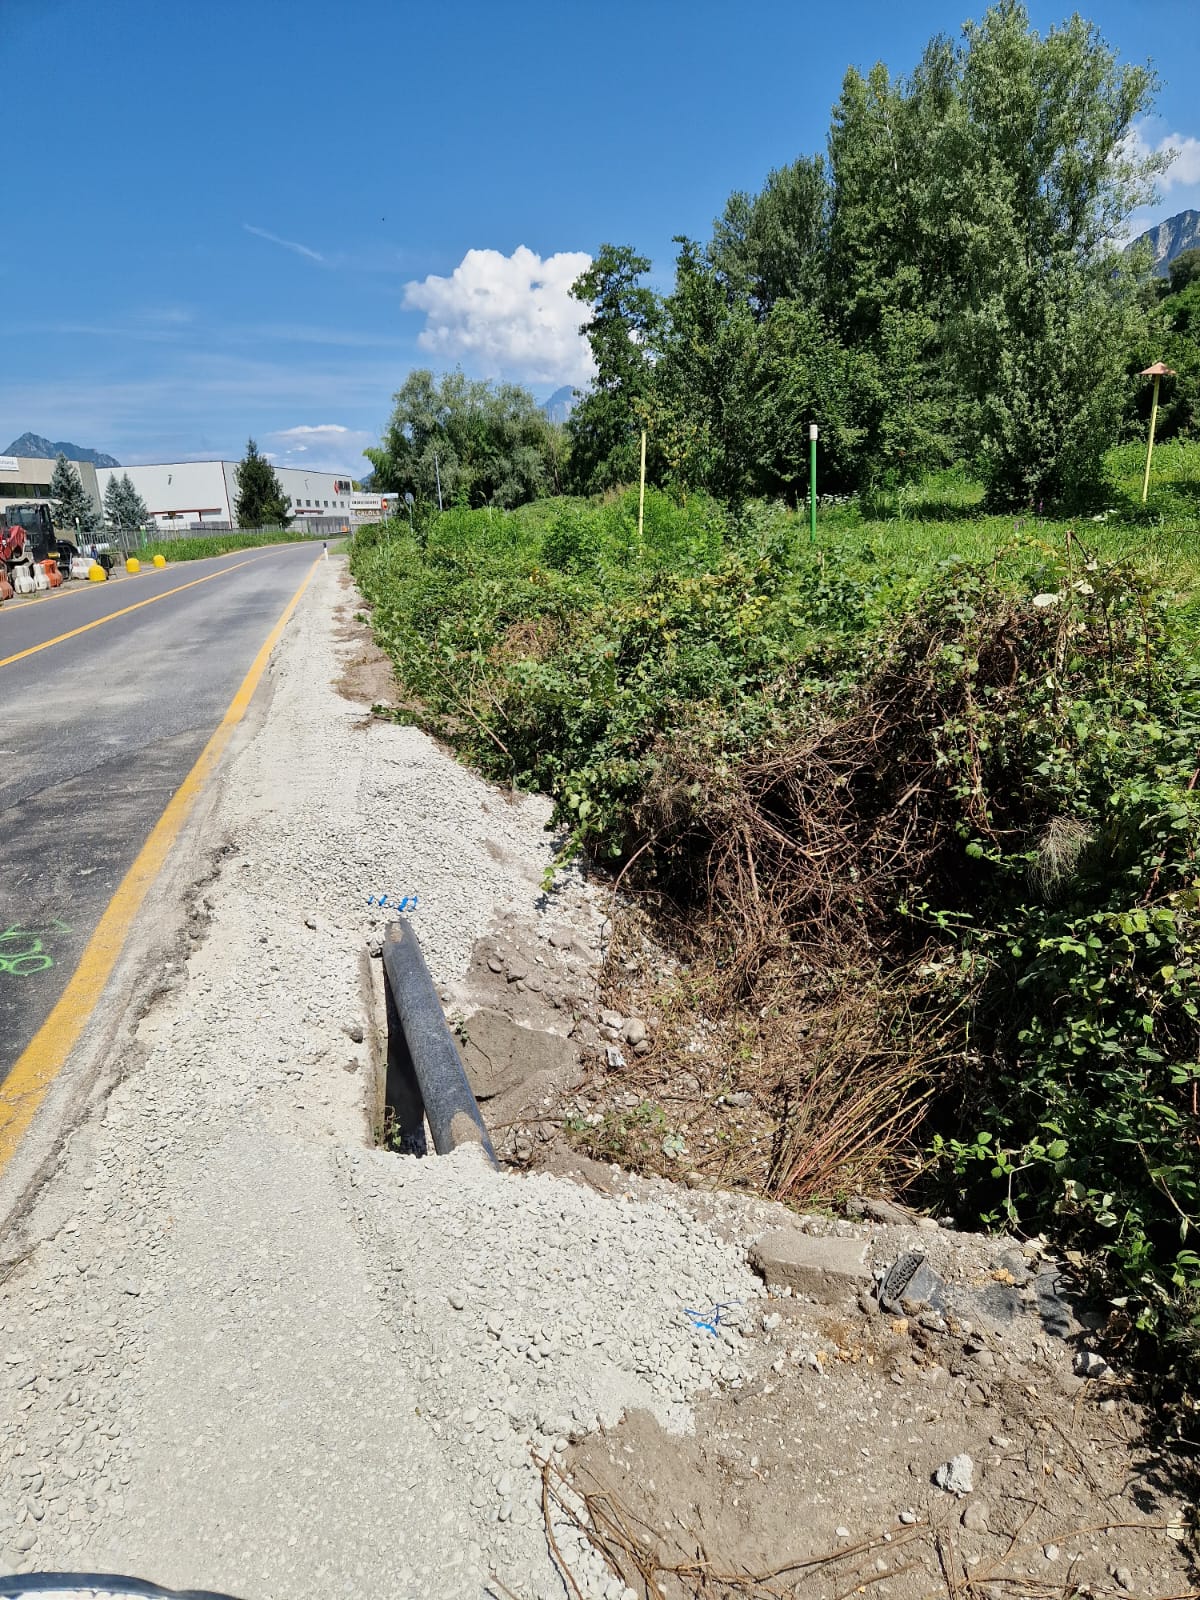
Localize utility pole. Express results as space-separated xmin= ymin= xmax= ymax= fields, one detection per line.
xmin=434 ymin=451 xmax=444 ymax=513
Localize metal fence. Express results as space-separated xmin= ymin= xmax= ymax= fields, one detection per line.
xmin=137 ymin=520 xmax=349 ymax=540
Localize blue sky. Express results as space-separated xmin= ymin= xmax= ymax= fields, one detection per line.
xmin=3 ymin=0 xmax=1198 ymax=475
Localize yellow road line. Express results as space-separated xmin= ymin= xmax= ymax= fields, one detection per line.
xmin=0 ymin=556 xmax=321 ymax=1171
xmin=3 ymin=545 xmax=305 ymax=613
xmin=2 ymin=567 xmax=160 ymax=610
xmin=0 ymin=551 xmax=281 ymax=668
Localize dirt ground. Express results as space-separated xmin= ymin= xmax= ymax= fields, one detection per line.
xmin=359 ymin=597 xmax=1200 ymax=1600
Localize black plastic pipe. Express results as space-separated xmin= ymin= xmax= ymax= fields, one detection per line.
xmin=382 ymin=919 xmax=497 ymax=1165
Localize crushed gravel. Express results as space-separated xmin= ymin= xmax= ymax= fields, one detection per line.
xmin=0 ymin=561 xmax=761 ymax=1600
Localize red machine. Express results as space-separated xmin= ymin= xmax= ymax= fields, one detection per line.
xmin=0 ymin=503 xmax=84 ymax=599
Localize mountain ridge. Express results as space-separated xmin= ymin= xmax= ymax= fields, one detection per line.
xmin=4 ymin=431 xmax=120 ymax=468
xmin=1130 ymin=209 xmax=1200 ymax=278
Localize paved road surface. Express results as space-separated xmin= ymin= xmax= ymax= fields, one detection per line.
xmin=0 ymin=543 xmax=318 ymax=1080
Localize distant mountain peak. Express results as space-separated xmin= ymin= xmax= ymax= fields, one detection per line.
xmin=1130 ymin=210 xmax=1200 ymax=278
xmin=540 ymin=386 xmax=578 ymax=425
xmin=4 ymin=431 xmax=120 ymax=468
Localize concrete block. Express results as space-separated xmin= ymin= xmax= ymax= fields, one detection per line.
xmin=749 ymin=1229 xmax=872 ymax=1302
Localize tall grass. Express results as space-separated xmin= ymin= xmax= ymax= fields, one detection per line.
xmin=143 ymin=529 xmax=320 ymax=562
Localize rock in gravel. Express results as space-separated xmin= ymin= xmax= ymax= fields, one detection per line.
xmin=934 ymin=1454 xmax=975 ymax=1496
xmin=962 ymin=1501 xmax=989 ymax=1533
xmin=622 ymin=1018 xmax=647 ymax=1046
xmin=488 ymin=955 xmax=504 ymax=973
xmin=1113 ymin=1569 xmax=1135 ymax=1592
xmin=345 ymin=1022 xmax=365 ymax=1044
xmin=605 ymin=1045 xmax=627 ymax=1070
xmin=748 ymin=1230 xmax=871 ymax=1302
xmin=599 ymin=1010 xmax=624 ymax=1031
xmin=1073 ymin=1351 xmax=1113 ymax=1379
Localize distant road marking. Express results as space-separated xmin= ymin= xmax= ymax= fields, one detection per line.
xmin=0 ymin=556 xmax=321 ymax=1172
xmin=0 ymin=550 xmax=284 ymax=669
xmin=2 ymin=544 xmax=305 ymax=613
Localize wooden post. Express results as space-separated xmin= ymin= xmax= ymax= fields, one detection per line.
xmin=1139 ymin=362 xmax=1176 ymax=505
xmin=1142 ymin=374 xmax=1162 ymax=504
xmin=637 ymin=429 xmax=647 ymax=547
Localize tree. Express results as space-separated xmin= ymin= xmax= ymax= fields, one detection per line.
xmin=709 ymin=156 xmax=829 ymax=319
xmin=234 ymin=440 xmax=291 ymax=529
xmin=123 ymin=473 xmax=151 ymax=531
xmin=566 ymin=245 xmax=664 ymax=494
xmin=366 ymin=370 xmax=562 ymax=511
xmin=943 ymin=3 xmax=1163 ymax=504
xmin=654 ymin=238 xmax=764 ymax=502
xmin=104 ymin=473 xmax=151 ymax=537
xmin=50 ymin=453 xmax=99 ymax=536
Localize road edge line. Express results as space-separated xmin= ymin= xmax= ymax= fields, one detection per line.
xmin=0 ymin=555 xmax=322 ymax=1171
xmin=0 ymin=552 xmax=277 ymax=670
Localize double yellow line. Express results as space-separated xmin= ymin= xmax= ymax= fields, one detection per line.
xmin=0 ymin=554 xmax=321 ymax=1170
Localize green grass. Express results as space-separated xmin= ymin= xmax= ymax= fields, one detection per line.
xmin=139 ymin=528 xmax=321 ymax=562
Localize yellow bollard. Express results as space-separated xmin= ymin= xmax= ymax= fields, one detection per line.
xmin=125 ymin=557 xmax=141 ymax=574
xmin=88 ymin=564 xmax=107 ymax=582
xmin=152 ymin=553 xmax=166 ymax=568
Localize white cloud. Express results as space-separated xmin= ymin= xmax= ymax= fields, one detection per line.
xmin=403 ymin=246 xmax=595 ymax=386
xmin=264 ymin=423 xmax=375 ymax=474
xmin=243 ymin=224 xmax=325 ymax=264
xmin=1127 ymin=121 xmax=1200 ymax=191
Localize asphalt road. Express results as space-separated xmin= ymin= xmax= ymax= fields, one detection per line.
xmin=0 ymin=543 xmax=319 ymax=1081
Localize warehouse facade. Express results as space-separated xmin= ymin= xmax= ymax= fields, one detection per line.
xmin=0 ymin=452 xmax=102 ymax=525
xmin=96 ymin=461 xmax=359 ymax=533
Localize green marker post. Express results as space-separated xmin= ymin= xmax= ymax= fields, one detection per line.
xmin=809 ymin=423 xmax=818 ymax=547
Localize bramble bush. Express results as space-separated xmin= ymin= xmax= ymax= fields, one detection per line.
xmin=352 ymin=491 xmax=1200 ymax=1399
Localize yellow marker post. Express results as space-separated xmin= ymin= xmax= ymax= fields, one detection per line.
xmin=153 ymin=553 xmax=166 ymax=568
xmin=1140 ymin=361 xmax=1177 ymax=504
xmin=126 ymin=557 xmax=141 ymax=574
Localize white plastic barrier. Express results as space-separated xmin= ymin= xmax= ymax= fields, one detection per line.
xmin=12 ymin=568 xmax=35 ymax=594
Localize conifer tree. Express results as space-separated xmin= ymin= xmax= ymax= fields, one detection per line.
xmin=234 ymin=440 xmax=291 ymax=529
xmin=50 ymin=453 xmax=99 ymax=536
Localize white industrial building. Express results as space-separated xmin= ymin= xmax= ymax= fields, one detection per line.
xmin=96 ymin=461 xmax=361 ymax=533
xmin=1 ymin=452 xmax=102 ymax=523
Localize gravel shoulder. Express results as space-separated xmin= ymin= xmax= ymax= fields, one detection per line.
xmin=0 ymin=557 xmax=1194 ymax=1600
xmin=0 ymin=560 xmax=759 ymax=1600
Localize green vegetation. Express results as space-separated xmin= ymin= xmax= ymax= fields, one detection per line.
xmin=142 ymin=529 xmax=316 ymax=562
xmin=367 ymin=369 xmax=566 ymax=512
xmin=50 ymin=452 xmax=99 ymax=536
xmin=234 ymin=438 xmax=291 ymax=530
xmin=103 ymin=472 xmax=150 ymax=538
xmin=352 ymin=440 xmax=1200 ymax=1405
xmin=560 ymin=3 xmax=1177 ymax=513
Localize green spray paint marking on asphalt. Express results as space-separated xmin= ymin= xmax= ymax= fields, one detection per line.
xmin=0 ymin=921 xmax=71 ymax=978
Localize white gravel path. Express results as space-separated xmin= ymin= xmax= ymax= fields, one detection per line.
xmin=0 ymin=559 xmax=761 ymax=1600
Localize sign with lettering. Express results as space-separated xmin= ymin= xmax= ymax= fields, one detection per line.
xmin=0 ymin=456 xmax=20 ymax=474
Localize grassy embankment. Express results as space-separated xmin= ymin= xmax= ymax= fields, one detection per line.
xmin=352 ymin=442 xmax=1200 ymax=1403
xmin=139 ymin=528 xmax=323 ymax=562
